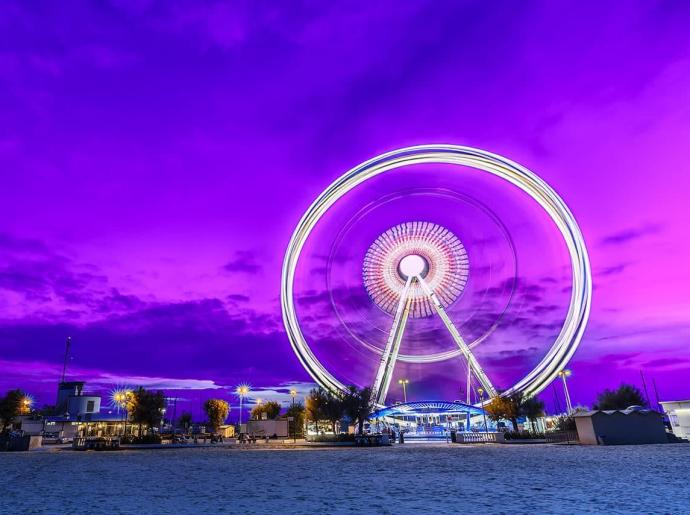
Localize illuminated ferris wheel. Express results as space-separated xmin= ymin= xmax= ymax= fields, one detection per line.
xmin=281 ymin=145 xmax=591 ymax=407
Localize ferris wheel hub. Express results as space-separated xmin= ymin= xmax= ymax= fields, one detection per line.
xmin=398 ymin=254 xmax=429 ymax=280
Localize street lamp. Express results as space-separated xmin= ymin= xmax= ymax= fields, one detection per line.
xmin=21 ymin=396 xmax=32 ymax=414
xmin=477 ymin=387 xmax=489 ymax=434
xmin=558 ymin=369 xmax=573 ymax=414
xmin=290 ymin=388 xmax=298 ymax=443
xmin=235 ymin=384 xmax=250 ymax=427
xmin=397 ymin=379 xmax=410 ymax=403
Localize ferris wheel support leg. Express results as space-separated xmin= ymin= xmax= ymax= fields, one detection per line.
xmin=373 ymin=277 xmax=413 ymax=406
xmin=417 ymin=276 xmax=498 ymax=398
xmin=466 ymin=368 xmax=472 ymax=431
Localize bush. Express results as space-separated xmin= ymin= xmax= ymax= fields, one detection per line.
xmin=556 ymin=415 xmax=576 ymax=431
xmin=503 ymin=431 xmax=546 ymax=440
xmin=122 ymin=434 xmax=162 ymax=445
xmin=308 ymin=433 xmax=355 ymax=443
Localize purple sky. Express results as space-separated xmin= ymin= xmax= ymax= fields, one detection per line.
xmin=2 ymin=1 xmax=690 ymax=419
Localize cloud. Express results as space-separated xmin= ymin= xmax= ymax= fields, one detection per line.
xmin=0 ymin=233 xmax=158 ymax=323
xmin=597 ymin=263 xmax=629 ymax=277
xmin=230 ymin=381 xmax=316 ymax=406
xmin=0 ymin=358 xmax=224 ymax=392
xmin=600 ymin=224 xmax=663 ymax=246
xmin=222 ymin=250 xmax=262 ymax=275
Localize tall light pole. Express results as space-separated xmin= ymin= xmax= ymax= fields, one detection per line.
xmin=236 ymin=384 xmax=250 ymax=428
xmin=397 ymin=379 xmax=410 ymax=403
xmin=558 ymin=369 xmax=573 ymax=414
xmin=477 ymin=387 xmax=489 ymax=434
xmin=290 ymin=388 xmax=297 ymax=443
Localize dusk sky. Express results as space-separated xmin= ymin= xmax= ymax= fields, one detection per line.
xmin=2 ymin=1 xmax=690 ymax=419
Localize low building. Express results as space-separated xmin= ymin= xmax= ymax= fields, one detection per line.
xmin=659 ymin=400 xmax=690 ymax=440
xmin=574 ymin=408 xmax=667 ymax=445
xmin=245 ymin=419 xmax=288 ymax=438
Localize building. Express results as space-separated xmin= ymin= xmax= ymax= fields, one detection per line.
xmin=574 ymin=408 xmax=668 ymax=445
xmin=17 ymin=381 xmax=128 ymax=442
xmin=660 ymin=400 xmax=690 ymax=441
xmin=55 ymin=381 xmax=101 ymax=419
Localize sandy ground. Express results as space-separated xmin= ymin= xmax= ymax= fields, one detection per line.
xmin=2 ymin=443 xmax=688 ymax=514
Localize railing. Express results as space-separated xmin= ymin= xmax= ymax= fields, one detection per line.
xmin=355 ymin=434 xmax=390 ymax=446
xmin=455 ymin=432 xmax=505 ymax=443
xmin=72 ymin=436 xmax=121 ymax=450
xmin=545 ymin=431 xmax=579 ymax=443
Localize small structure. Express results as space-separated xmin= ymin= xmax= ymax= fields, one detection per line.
xmin=218 ymin=424 xmax=235 ymax=438
xmin=659 ymin=400 xmax=690 ymax=441
xmin=369 ymin=400 xmax=491 ymax=442
xmin=574 ymin=408 xmax=667 ymax=445
xmin=245 ymin=419 xmax=288 ymax=438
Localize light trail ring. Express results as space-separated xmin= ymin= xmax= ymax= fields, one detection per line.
xmin=281 ymin=145 xmax=592 ymax=399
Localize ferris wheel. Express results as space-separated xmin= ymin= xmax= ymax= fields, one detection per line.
xmin=281 ymin=145 xmax=591 ymax=407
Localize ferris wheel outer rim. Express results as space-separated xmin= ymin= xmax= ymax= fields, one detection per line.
xmin=280 ymin=144 xmax=592 ymax=403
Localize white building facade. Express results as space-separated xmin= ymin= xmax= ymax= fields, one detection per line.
xmin=660 ymin=400 xmax=690 ymax=440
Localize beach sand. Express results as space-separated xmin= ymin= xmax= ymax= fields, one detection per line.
xmin=2 ymin=443 xmax=688 ymax=513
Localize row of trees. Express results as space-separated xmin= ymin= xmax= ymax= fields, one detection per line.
xmin=250 ymin=401 xmax=281 ymax=421
xmin=304 ymin=385 xmax=374 ymax=434
xmin=2 ymin=382 xmax=650 ymax=436
xmin=484 ymin=383 xmax=649 ymax=431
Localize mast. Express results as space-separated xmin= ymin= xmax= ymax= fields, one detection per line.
xmin=61 ymin=336 xmax=71 ymax=383
xmin=652 ymin=378 xmax=662 ymax=412
xmin=640 ymin=370 xmax=651 ymax=408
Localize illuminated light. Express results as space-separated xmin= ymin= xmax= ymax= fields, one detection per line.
xmin=235 ymin=383 xmax=251 ymax=397
xmin=363 ymin=222 xmax=468 ymax=319
xmin=281 ymin=145 xmax=592 ymax=403
xmin=110 ymin=387 xmax=133 ymax=409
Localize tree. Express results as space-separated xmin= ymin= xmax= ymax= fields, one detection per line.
xmin=343 ymin=386 xmax=374 ymax=434
xmin=204 ymin=399 xmax=229 ymax=432
xmin=263 ymin=401 xmax=281 ymax=420
xmin=522 ymin=396 xmax=545 ymax=431
xmin=250 ymin=403 xmax=264 ymax=420
xmin=0 ymin=389 xmax=24 ymax=433
xmin=484 ymin=392 xmax=524 ymax=431
xmin=179 ymin=412 xmax=192 ymax=431
xmin=129 ymin=387 xmax=165 ymax=435
xmin=305 ymin=388 xmax=327 ymax=433
xmin=323 ymin=391 xmax=344 ymax=433
xmin=594 ymin=384 xmax=647 ymax=410
xmin=286 ymin=402 xmax=305 ymax=436
xmin=485 ymin=396 xmax=510 ymax=427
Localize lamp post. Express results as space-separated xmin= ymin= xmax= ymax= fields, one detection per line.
xmin=114 ymin=393 xmax=124 ymax=436
xmin=290 ymin=388 xmax=297 ymax=443
xmin=397 ymin=379 xmax=409 ymax=403
xmin=236 ymin=384 xmax=250 ymax=428
xmin=477 ymin=387 xmax=489 ymax=434
xmin=558 ymin=369 xmax=573 ymax=414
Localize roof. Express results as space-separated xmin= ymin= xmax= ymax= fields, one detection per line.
xmin=45 ymin=412 xmax=124 ymax=423
xmin=370 ymin=400 xmax=485 ymax=419
xmin=574 ymin=409 xmax=660 ymax=417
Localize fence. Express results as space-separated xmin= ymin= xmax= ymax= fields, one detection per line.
xmin=545 ymin=431 xmax=579 ymax=443
xmin=455 ymin=432 xmax=505 ymax=443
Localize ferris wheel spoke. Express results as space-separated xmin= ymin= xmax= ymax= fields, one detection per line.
xmin=417 ymin=276 xmax=497 ymax=398
xmin=373 ymin=276 xmax=413 ymax=406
